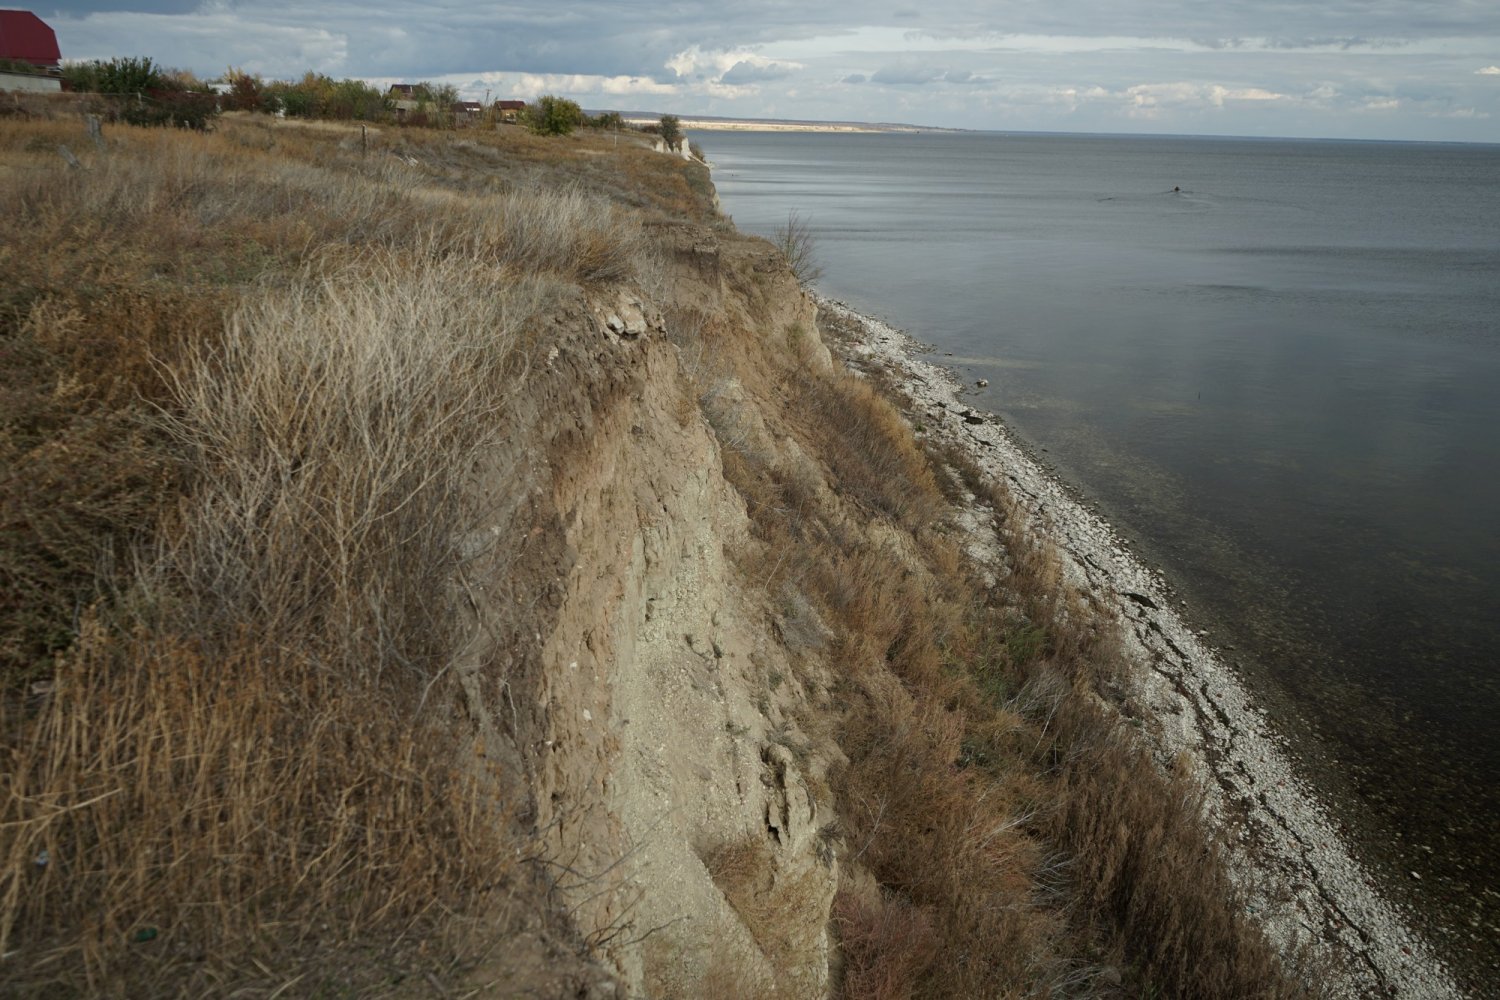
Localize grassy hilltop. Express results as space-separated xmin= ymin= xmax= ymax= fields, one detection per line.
xmin=1 ymin=107 xmax=1314 ymax=997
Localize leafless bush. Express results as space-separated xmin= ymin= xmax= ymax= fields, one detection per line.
xmin=478 ymin=184 xmax=644 ymax=283
xmin=154 ymin=248 xmax=542 ymax=677
xmin=773 ymin=210 xmax=824 ymax=285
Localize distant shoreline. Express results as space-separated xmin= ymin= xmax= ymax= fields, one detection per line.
xmin=626 ymin=115 xmax=955 ymax=135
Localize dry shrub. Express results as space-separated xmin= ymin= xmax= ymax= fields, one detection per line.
xmin=480 ymin=185 xmax=643 ymax=283
xmin=833 ymin=890 xmax=940 ymax=1000
xmin=793 ymin=371 xmax=941 ymax=529
xmin=835 ymin=669 xmax=1065 ymax=997
xmin=0 ymin=246 xmax=543 ymax=992
xmin=1043 ymin=695 xmax=1305 ymax=997
xmin=152 ymin=249 xmax=542 ymax=667
xmin=707 ymin=836 xmax=829 ymax=993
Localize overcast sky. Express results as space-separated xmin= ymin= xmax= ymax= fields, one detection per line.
xmin=34 ymin=0 xmax=1500 ymax=141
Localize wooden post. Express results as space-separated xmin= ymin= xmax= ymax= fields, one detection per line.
xmin=86 ymin=114 xmax=103 ymax=149
xmin=361 ymin=124 xmax=368 ymax=156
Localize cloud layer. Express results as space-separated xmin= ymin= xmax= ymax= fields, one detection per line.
xmin=41 ymin=0 xmax=1500 ymax=140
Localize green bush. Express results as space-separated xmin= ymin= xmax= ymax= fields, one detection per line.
xmin=264 ymin=72 xmax=390 ymax=121
xmin=659 ymin=113 xmax=682 ymax=151
xmin=124 ymin=90 xmax=218 ymax=130
xmin=61 ymin=57 xmax=217 ymax=129
xmin=63 ymin=56 xmax=168 ymax=95
xmin=522 ymin=94 xmax=584 ymax=136
xmin=0 ymin=57 xmax=46 ymax=76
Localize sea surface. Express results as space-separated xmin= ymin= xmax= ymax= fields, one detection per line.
xmin=694 ymin=128 xmax=1500 ymax=982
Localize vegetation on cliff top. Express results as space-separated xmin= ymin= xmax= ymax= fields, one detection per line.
xmin=1 ymin=102 xmax=1316 ymax=997
xmin=0 ymin=106 xmax=700 ymax=994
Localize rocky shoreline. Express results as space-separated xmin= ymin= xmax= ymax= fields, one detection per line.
xmin=816 ymin=295 xmax=1462 ymax=1000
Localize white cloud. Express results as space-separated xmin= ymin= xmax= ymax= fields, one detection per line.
xmin=38 ymin=0 xmax=1500 ymax=140
xmin=1121 ymin=81 xmax=1289 ymax=115
xmin=666 ymin=46 xmax=799 ymax=85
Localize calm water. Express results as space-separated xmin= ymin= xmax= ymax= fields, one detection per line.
xmin=696 ymin=129 xmax=1500 ymax=978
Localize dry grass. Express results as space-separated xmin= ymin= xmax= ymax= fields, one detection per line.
xmin=707 ymin=836 xmax=830 ymax=989
xmin=0 ymin=114 xmax=652 ymax=690
xmin=0 ymin=113 xmax=677 ymax=994
xmin=2 ymin=109 xmax=1322 ymax=997
xmin=1 ymin=247 xmax=540 ymax=995
xmin=832 ymin=890 xmax=941 ymax=1000
xmin=676 ymin=267 xmax=1320 ymax=996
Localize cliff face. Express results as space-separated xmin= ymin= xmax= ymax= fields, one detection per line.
xmin=459 ymin=234 xmax=843 ymax=997
xmin=450 ymin=207 xmax=1321 ymax=999
xmin=2 ymin=115 xmax=1332 ymax=999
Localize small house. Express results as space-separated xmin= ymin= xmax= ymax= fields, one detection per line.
xmin=386 ymin=84 xmax=420 ymax=116
xmin=495 ymin=99 xmax=525 ymax=123
xmin=0 ymin=10 xmax=60 ymax=72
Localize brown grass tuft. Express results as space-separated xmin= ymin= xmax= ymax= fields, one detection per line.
xmin=1 ymin=113 xmax=696 ymax=994
xmin=833 ymin=890 xmax=941 ymax=1000
xmin=684 ymin=280 xmax=1318 ymax=997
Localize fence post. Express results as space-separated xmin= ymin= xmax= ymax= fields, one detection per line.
xmin=86 ymin=114 xmax=103 ymax=149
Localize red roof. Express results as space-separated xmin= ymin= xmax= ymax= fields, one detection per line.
xmin=0 ymin=10 xmax=60 ymax=68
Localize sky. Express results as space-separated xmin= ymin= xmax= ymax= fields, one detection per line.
xmin=29 ymin=0 xmax=1500 ymax=141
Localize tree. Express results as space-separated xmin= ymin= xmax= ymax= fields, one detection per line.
xmin=61 ymin=57 xmax=217 ymax=129
xmin=522 ymin=95 xmax=584 ymax=136
xmin=328 ymin=78 xmax=389 ymax=120
xmin=658 ymin=113 xmax=682 ymax=151
xmin=223 ymin=67 xmax=264 ymax=112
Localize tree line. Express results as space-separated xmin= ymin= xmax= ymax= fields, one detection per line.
xmin=48 ymin=56 xmax=687 ymax=142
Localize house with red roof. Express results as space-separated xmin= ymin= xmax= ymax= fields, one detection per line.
xmin=0 ymin=10 xmax=61 ymax=71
